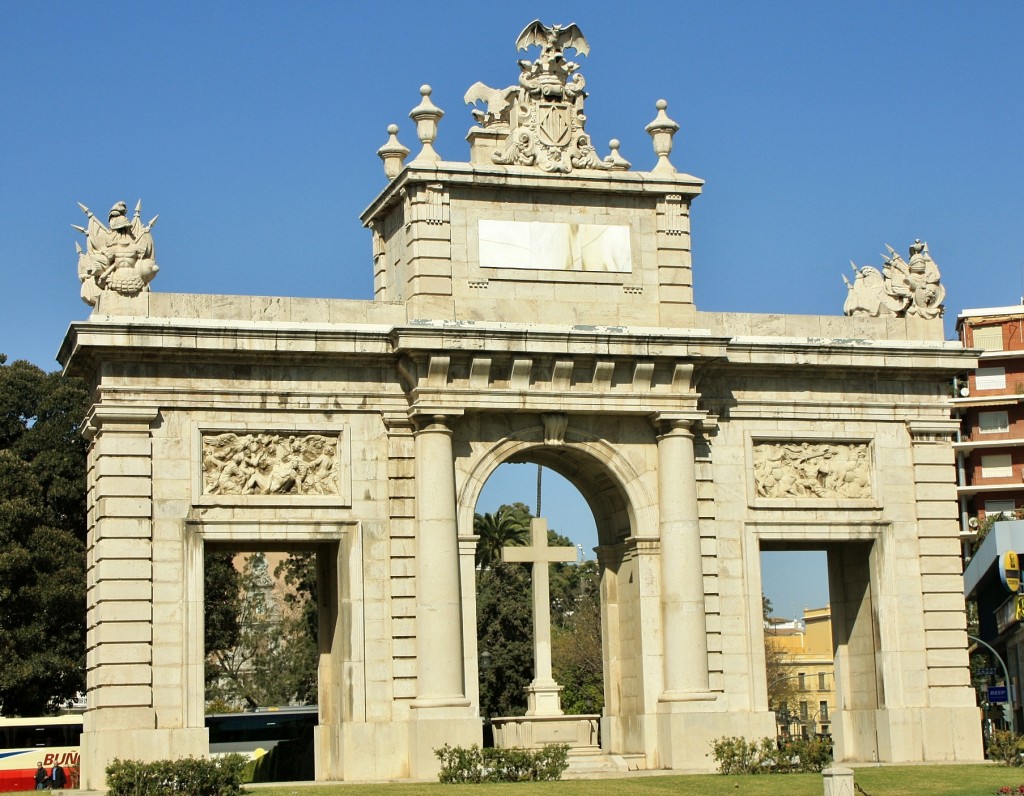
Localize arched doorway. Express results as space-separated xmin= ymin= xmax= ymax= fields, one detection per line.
xmin=455 ymin=417 xmax=657 ymax=761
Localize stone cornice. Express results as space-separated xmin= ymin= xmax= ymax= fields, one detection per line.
xmin=360 ymin=161 xmax=704 ymax=226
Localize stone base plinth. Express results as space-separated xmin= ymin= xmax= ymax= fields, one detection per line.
xmin=833 ymin=706 xmax=984 ymax=764
xmin=80 ymin=727 xmax=208 ymax=791
xmin=492 ymin=714 xmax=600 ymax=750
xmin=408 ymin=703 xmax=480 ymax=780
xmin=656 ymin=704 xmax=776 ymax=771
xmin=823 ymin=766 xmax=855 ymax=796
xmin=525 ymin=682 xmax=565 ymax=717
xmin=315 ymin=720 xmax=414 ymax=781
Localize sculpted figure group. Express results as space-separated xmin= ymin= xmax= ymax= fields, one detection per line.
xmin=753 ymin=442 xmax=872 ymax=500
xmin=465 ymin=20 xmax=618 ymax=174
xmin=73 ymin=200 xmax=159 ymax=306
xmin=842 ymin=239 xmax=945 ymax=319
xmin=202 ymin=433 xmax=338 ymax=496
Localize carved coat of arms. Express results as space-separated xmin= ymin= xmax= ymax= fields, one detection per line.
xmin=464 ymin=21 xmax=616 ymax=175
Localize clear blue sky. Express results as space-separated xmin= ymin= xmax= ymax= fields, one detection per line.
xmin=2 ymin=2 xmax=1020 ymax=616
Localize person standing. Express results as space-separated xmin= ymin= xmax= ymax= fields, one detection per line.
xmin=34 ymin=762 xmax=46 ymax=790
xmin=50 ymin=763 xmax=65 ymax=790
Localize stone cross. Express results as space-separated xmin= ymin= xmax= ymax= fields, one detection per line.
xmin=501 ymin=517 xmax=577 ymax=716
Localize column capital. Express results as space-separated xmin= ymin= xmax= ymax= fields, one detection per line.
xmin=651 ymin=412 xmax=717 ymax=441
xmin=83 ymin=405 xmax=161 ymax=440
xmin=410 ymin=409 xmax=464 ymax=434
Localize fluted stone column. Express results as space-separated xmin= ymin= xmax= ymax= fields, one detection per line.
xmin=655 ymin=416 xmax=712 ymax=699
xmin=412 ymin=412 xmax=468 ymax=706
xmin=408 ymin=412 xmax=476 ymax=777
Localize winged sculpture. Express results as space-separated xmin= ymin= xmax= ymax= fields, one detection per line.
xmin=515 ymin=20 xmax=590 ymax=59
xmin=465 ymin=21 xmax=622 ymax=174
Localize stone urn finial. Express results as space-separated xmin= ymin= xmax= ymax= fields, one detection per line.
xmin=409 ymin=85 xmax=444 ymax=164
xmin=604 ymin=139 xmax=631 ymax=171
xmin=645 ymin=99 xmax=680 ymax=174
xmin=377 ymin=124 xmax=410 ymax=180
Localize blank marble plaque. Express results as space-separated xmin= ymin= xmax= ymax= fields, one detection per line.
xmin=479 ymin=220 xmax=632 ymax=273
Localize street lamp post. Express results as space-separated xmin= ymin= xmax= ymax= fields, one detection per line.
xmin=968 ymin=634 xmax=1016 ymax=734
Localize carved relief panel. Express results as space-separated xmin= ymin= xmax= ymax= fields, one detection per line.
xmin=195 ymin=428 xmax=350 ymax=506
xmin=749 ymin=439 xmax=875 ymax=506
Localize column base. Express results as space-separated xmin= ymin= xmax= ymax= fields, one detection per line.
xmin=657 ymin=708 xmax=776 ymax=771
xmin=81 ymin=727 xmax=208 ymax=791
xmin=659 ymin=689 xmax=718 ymax=704
xmin=316 ymin=720 xmax=414 ymax=781
xmin=408 ymin=702 xmax=480 ymax=780
xmin=833 ymin=706 xmax=983 ymax=764
xmin=525 ymin=681 xmax=564 ymax=716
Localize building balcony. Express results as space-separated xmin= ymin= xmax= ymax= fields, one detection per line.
xmin=951 ymin=395 xmax=1024 ymax=409
xmin=953 ymin=437 xmax=1024 ymax=453
xmin=957 ymin=481 xmax=1024 ymax=496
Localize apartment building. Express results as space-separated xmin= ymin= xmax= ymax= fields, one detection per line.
xmin=766 ymin=606 xmax=836 ymax=738
xmin=954 ymin=306 xmax=1024 ymax=526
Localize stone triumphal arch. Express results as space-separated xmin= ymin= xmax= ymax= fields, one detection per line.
xmin=62 ymin=21 xmax=982 ymax=788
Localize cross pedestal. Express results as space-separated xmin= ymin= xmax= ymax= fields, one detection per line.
xmin=501 ymin=517 xmax=577 ymax=716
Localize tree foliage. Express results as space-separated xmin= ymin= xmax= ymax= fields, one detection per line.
xmin=205 ymin=553 xmax=317 ymax=709
xmin=204 ymin=552 xmax=242 ymax=687
xmin=0 ymin=355 xmax=89 ymax=716
xmin=551 ymin=559 xmax=603 ymax=715
xmin=474 ymin=503 xmax=530 ymax=569
xmin=763 ymin=595 xmax=799 ymax=713
xmin=477 ymin=561 xmax=534 ymax=717
xmin=475 ymin=503 xmax=603 ymax=718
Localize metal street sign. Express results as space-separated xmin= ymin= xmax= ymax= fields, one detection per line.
xmin=989 ymin=685 xmax=1009 ymax=704
xmin=977 ymin=667 xmax=999 ymax=676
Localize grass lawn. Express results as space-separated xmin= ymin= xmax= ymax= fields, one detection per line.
xmin=239 ymin=765 xmax=1018 ymax=796
xmin=1 ymin=764 xmax=1013 ymax=795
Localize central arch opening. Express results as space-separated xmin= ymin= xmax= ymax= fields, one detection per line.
xmin=474 ymin=463 xmax=602 ymax=742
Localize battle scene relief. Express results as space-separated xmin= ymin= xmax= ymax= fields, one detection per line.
xmin=202 ymin=432 xmax=339 ymax=496
xmin=752 ymin=441 xmax=872 ymax=499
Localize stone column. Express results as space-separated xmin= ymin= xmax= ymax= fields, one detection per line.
xmin=655 ymin=415 xmax=712 ymax=699
xmin=411 ymin=412 xmax=468 ymax=706
xmin=408 ymin=412 xmax=476 ymax=777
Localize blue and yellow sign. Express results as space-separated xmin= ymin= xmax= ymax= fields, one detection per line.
xmin=1001 ymin=551 xmax=1021 ymax=594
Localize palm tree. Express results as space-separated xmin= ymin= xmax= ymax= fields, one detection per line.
xmin=474 ymin=504 xmax=530 ymax=569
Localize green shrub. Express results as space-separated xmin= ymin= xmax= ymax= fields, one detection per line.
xmin=711 ymin=735 xmax=832 ymax=774
xmin=989 ymin=730 xmax=1024 ymax=766
xmin=434 ymin=743 xmax=569 ymax=783
xmin=106 ymin=755 xmax=247 ymax=796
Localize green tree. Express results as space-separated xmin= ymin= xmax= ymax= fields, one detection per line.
xmin=764 ymin=595 xmax=799 ymax=715
xmin=274 ymin=552 xmax=319 ymax=704
xmin=0 ymin=356 xmax=89 ymax=716
xmin=206 ymin=553 xmax=316 ymax=709
xmin=204 ymin=552 xmax=242 ymax=689
xmin=551 ymin=559 xmax=603 ymax=715
xmin=474 ymin=503 xmax=530 ymax=568
xmin=477 ymin=561 xmax=533 ymax=717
